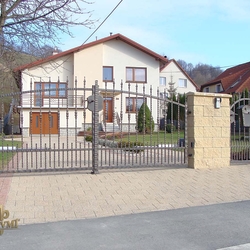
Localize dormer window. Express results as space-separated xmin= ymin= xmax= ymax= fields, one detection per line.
xmin=178 ymin=78 xmax=187 ymax=88
xmin=216 ymin=84 xmax=222 ymax=93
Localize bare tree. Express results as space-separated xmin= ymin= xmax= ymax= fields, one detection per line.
xmin=0 ymin=0 xmax=95 ymax=119
xmin=177 ymin=59 xmax=223 ymax=86
xmin=0 ymin=0 xmax=94 ymax=68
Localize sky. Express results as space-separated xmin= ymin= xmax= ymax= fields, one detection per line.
xmin=59 ymin=0 xmax=250 ymax=70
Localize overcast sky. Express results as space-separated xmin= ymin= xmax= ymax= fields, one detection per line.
xmin=60 ymin=0 xmax=250 ymax=69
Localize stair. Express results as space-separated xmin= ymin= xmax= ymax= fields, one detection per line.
xmin=102 ymin=122 xmax=120 ymax=133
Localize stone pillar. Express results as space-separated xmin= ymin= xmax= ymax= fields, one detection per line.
xmin=187 ymin=92 xmax=231 ymax=169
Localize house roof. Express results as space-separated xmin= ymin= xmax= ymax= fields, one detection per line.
xmin=14 ymin=33 xmax=169 ymax=72
xmin=200 ymin=61 xmax=250 ymax=93
xmin=161 ymin=59 xmax=200 ymax=91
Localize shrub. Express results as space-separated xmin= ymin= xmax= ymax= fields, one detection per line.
xmin=117 ymin=141 xmax=144 ymax=153
xmin=86 ymin=127 xmax=92 ymax=131
xmin=106 ymin=133 xmax=122 ymax=140
xmin=165 ymin=124 xmax=176 ymax=133
xmin=137 ymin=103 xmax=154 ymax=133
xmin=85 ymin=135 xmax=93 ymax=142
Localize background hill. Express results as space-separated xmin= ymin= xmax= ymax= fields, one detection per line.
xmin=177 ymin=59 xmax=223 ymax=87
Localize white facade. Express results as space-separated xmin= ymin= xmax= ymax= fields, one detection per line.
xmin=17 ymin=34 xmax=195 ymax=136
xmin=159 ymin=60 xmax=197 ymax=96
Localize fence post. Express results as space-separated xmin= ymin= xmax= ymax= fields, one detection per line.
xmin=91 ymin=80 xmax=99 ymax=174
xmin=187 ymin=92 xmax=231 ymax=169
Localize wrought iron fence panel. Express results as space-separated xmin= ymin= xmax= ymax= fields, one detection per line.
xmin=0 ymin=79 xmax=187 ymax=174
xmin=230 ymin=91 xmax=250 ymax=161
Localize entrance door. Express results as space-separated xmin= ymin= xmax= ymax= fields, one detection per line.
xmin=31 ymin=112 xmax=58 ymax=134
xmin=103 ymin=98 xmax=113 ymax=122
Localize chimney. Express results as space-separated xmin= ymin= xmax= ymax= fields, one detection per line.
xmin=52 ymin=47 xmax=59 ymax=55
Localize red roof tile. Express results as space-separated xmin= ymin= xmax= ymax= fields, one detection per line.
xmin=201 ymin=61 xmax=250 ymax=93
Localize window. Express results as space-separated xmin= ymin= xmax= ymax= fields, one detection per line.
xmin=204 ymin=87 xmax=209 ymax=92
xmin=34 ymin=82 xmax=67 ymax=106
xmin=103 ymin=66 xmax=113 ymax=81
xmin=126 ymin=97 xmax=146 ymax=112
xmin=126 ymin=67 xmax=147 ymax=83
xmin=216 ymin=84 xmax=222 ymax=93
xmin=178 ymin=78 xmax=187 ymax=88
xmin=160 ymin=77 xmax=166 ymax=86
xmin=44 ymin=83 xmax=57 ymax=96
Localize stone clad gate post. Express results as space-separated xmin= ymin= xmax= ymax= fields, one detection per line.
xmin=187 ymin=92 xmax=232 ymax=169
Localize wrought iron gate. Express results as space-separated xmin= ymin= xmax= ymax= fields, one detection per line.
xmin=0 ymin=80 xmax=187 ymax=173
xmin=230 ymin=92 xmax=250 ymax=161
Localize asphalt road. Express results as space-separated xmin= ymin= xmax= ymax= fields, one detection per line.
xmin=2 ymin=200 xmax=250 ymax=250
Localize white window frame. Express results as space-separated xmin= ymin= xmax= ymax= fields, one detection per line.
xmin=103 ymin=66 xmax=113 ymax=82
xmin=160 ymin=77 xmax=166 ymax=86
xmin=178 ymin=78 xmax=187 ymax=88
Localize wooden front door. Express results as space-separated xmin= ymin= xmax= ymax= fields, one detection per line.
xmin=103 ymin=98 xmax=113 ymax=123
xmin=31 ymin=112 xmax=58 ymax=134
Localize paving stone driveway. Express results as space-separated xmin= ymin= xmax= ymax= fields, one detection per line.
xmin=1 ymin=164 xmax=250 ymax=225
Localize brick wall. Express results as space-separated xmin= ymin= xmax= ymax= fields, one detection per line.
xmin=187 ymin=92 xmax=231 ymax=169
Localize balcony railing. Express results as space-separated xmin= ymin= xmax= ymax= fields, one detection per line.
xmin=21 ymin=94 xmax=86 ymax=108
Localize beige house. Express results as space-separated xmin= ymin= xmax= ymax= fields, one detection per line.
xmin=159 ymin=59 xmax=199 ymax=96
xmin=159 ymin=59 xmax=199 ymax=117
xmin=14 ymin=33 xmax=195 ymax=136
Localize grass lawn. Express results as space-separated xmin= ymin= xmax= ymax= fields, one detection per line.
xmin=0 ymin=139 xmax=22 ymax=168
xmin=117 ymin=131 xmax=185 ymax=145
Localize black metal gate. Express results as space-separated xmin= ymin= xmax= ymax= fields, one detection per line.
xmin=230 ymin=92 xmax=250 ymax=161
xmin=0 ymin=80 xmax=187 ymax=173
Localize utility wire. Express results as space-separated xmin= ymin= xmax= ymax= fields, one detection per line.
xmin=27 ymin=0 xmax=124 ymax=78
xmin=82 ymin=0 xmax=124 ymax=45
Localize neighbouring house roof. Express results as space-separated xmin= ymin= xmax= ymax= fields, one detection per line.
xmin=160 ymin=59 xmax=200 ymax=91
xmin=200 ymin=62 xmax=250 ymax=93
xmin=14 ymin=33 xmax=169 ymax=72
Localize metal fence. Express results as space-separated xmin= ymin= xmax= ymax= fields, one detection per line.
xmin=0 ymin=79 xmax=187 ymax=173
xmin=230 ymin=91 xmax=250 ymax=161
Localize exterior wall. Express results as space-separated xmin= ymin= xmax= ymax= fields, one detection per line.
xmin=202 ymin=84 xmax=221 ymax=93
xmin=187 ymin=92 xmax=231 ymax=169
xmin=74 ymin=43 xmax=103 ymax=86
xmin=160 ymin=61 xmax=197 ymax=95
xmin=102 ymin=40 xmax=160 ymax=125
xmin=20 ymin=39 xmax=163 ymax=135
xmin=21 ymin=55 xmax=74 ymax=90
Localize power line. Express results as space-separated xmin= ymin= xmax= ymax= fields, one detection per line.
xmin=82 ymin=0 xmax=124 ymax=45
xmin=27 ymin=0 xmax=124 ymax=78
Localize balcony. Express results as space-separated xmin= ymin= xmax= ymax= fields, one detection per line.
xmin=21 ymin=94 xmax=86 ymax=108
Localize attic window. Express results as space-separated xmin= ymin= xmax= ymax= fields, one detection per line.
xmin=216 ymin=84 xmax=222 ymax=93
xmin=178 ymin=78 xmax=187 ymax=88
